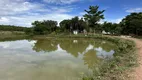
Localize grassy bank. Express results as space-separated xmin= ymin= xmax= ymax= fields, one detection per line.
xmin=35 ymin=34 xmax=137 ymax=80
xmin=0 ymin=31 xmax=28 ymax=41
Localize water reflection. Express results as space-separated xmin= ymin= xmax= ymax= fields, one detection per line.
xmin=83 ymin=49 xmax=98 ymax=69
xmin=33 ymin=38 xmax=116 ymax=59
xmin=33 ymin=39 xmax=58 ymax=52
xmin=0 ymin=38 xmax=116 ymax=80
xmin=32 ymin=38 xmax=116 ymax=69
xmin=95 ymin=47 xmax=115 ymax=59
xmin=59 ymin=39 xmax=89 ymax=57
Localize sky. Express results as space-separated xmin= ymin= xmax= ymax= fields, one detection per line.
xmin=0 ymin=0 xmax=142 ymax=27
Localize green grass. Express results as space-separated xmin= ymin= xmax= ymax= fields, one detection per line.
xmin=0 ymin=31 xmax=28 ymax=41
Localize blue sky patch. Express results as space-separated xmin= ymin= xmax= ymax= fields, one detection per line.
xmin=0 ymin=0 xmax=142 ymax=27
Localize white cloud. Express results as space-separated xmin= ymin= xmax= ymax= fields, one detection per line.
xmin=79 ymin=12 xmax=86 ymax=16
xmin=98 ymin=18 xmax=123 ymax=24
xmin=50 ymin=6 xmax=74 ymax=13
xmin=104 ymin=18 xmax=123 ymax=23
xmin=43 ymin=0 xmax=79 ymax=4
xmin=0 ymin=0 xmax=75 ymax=27
xmin=98 ymin=20 xmax=104 ymax=24
xmin=110 ymin=18 xmax=122 ymax=23
xmin=126 ymin=8 xmax=142 ymax=12
xmin=0 ymin=0 xmax=41 ymax=16
xmin=0 ymin=13 xmax=74 ymax=27
xmin=0 ymin=17 xmax=9 ymax=22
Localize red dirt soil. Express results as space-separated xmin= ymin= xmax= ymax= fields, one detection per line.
xmin=123 ymin=38 xmax=142 ymax=80
xmin=131 ymin=38 xmax=142 ymax=80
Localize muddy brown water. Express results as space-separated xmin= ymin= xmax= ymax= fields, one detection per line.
xmin=0 ymin=38 xmax=116 ymax=80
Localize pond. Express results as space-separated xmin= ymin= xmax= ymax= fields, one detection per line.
xmin=0 ymin=38 xmax=116 ymax=80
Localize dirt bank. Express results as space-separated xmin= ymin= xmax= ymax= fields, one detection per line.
xmin=130 ymin=38 xmax=142 ymax=80
xmin=121 ymin=37 xmax=142 ymax=80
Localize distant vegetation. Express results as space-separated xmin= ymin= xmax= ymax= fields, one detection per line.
xmin=0 ymin=6 xmax=142 ymax=36
xmin=60 ymin=17 xmax=87 ymax=33
xmin=31 ymin=20 xmax=58 ymax=35
xmin=120 ymin=12 xmax=142 ymax=35
xmin=0 ymin=25 xmax=28 ymax=31
xmin=0 ymin=25 xmax=29 ymax=39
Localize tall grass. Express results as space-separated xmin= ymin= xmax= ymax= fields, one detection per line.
xmin=0 ymin=31 xmax=28 ymax=41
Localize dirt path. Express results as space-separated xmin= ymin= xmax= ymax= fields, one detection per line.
xmin=122 ymin=37 xmax=142 ymax=80
xmin=130 ymin=38 xmax=142 ymax=80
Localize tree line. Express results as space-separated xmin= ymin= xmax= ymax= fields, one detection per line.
xmin=0 ymin=25 xmax=28 ymax=31
xmin=0 ymin=6 xmax=142 ymax=36
xmin=30 ymin=6 xmax=142 ymax=36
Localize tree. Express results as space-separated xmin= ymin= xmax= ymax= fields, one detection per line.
xmin=83 ymin=6 xmax=105 ymax=33
xmin=59 ymin=16 xmax=87 ymax=33
xmin=120 ymin=12 xmax=142 ymax=35
xmin=32 ymin=20 xmax=57 ymax=35
xmin=0 ymin=25 xmax=27 ymax=31
xmin=71 ymin=16 xmax=80 ymax=32
xmin=78 ymin=18 xmax=88 ymax=32
xmin=60 ymin=19 xmax=71 ymax=32
xmin=24 ymin=27 xmax=33 ymax=35
xmin=102 ymin=22 xmax=122 ymax=35
xmin=102 ymin=22 xmax=112 ymax=33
